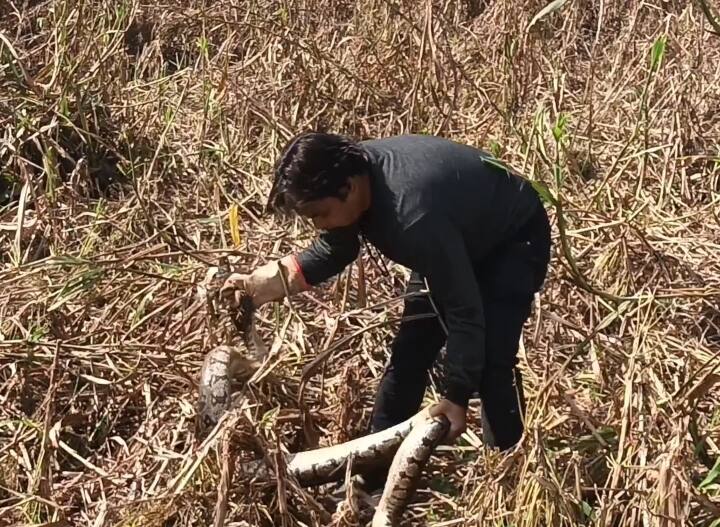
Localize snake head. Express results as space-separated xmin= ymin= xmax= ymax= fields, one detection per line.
xmin=231 ymin=293 xmax=255 ymax=332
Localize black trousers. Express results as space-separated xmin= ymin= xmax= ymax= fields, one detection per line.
xmin=369 ymin=206 xmax=551 ymax=451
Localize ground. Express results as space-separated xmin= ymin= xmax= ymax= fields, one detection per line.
xmin=1 ymin=1 xmax=720 ymax=526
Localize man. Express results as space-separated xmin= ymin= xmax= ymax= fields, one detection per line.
xmin=222 ymin=132 xmax=551 ymax=473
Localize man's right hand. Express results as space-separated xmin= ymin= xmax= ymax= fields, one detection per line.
xmin=220 ymin=255 xmax=309 ymax=308
xmin=219 ymin=272 xmax=255 ymax=307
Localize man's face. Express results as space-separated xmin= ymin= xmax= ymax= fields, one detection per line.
xmin=295 ymin=180 xmax=365 ymax=230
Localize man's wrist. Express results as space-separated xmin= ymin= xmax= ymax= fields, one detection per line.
xmin=445 ymin=383 xmax=473 ymax=408
xmin=280 ymin=254 xmax=310 ymax=292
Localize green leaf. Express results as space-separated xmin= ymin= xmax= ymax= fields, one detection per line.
xmin=197 ymin=36 xmax=210 ymax=60
xmin=531 ymin=180 xmax=557 ymax=206
xmin=650 ymin=36 xmax=666 ymax=73
xmin=528 ymin=0 xmax=572 ymax=31
xmin=0 ymin=418 xmax=41 ymax=430
xmin=59 ymin=95 xmax=69 ymax=118
xmin=483 ymin=156 xmax=510 ymax=174
xmin=130 ymin=291 xmax=154 ymax=328
xmin=260 ymin=406 xmax=280 ymax=430
xmin=48 ymin=268 xmax=103 ymax=311
xmin=552 ymin=113 xmax=568 ymax=142
xmin=699 ymin=457 xmax=720 ymax=490
xmin=581 ymin=500 xmax=595 ymax=519
xmin=29 ymin=324 xmax=47 ymax=343
xmin=490 ymin=139 xmax=502 ymax=158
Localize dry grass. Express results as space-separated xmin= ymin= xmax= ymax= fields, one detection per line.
xmin=2 ymin=0 xmax=720 ymax=525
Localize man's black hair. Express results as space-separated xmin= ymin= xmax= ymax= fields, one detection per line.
xmin=267 ymin=132 xmax=370 ymax=213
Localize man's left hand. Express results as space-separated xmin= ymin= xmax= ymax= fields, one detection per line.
xmin=429 ymin=399 xmax=467 ymax=443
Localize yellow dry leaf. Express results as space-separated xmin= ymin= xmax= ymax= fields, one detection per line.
xmin=229 ymin=203 xmax=242 ymax=248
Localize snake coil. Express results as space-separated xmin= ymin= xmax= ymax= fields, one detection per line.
xmin=195 ymin=265 xmax=449 ymax=525
xmin=195 ymin=265 xmax=266 ymax=438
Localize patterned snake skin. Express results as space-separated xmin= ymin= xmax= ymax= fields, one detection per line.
xmin=371 ymin=415 xmax=450 ymax=526
xmin=195 ymin=265 xmax=449 ymax=525
xmin=195 ymin=265 xmax=267 ymax=438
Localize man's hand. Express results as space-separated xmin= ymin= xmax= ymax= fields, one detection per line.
xmin=429 ymin=399 xmax=467 ymax=443
xmin=220 ymin=266 xmax=281 ymax=308
xmin=220 ymin=256 xmax=309 ymax=308
xmin=219 ymin=272 xmax=255 ymax=307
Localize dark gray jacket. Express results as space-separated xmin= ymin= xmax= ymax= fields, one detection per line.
xmin=295 ymin=134 xmax=542 ymax=405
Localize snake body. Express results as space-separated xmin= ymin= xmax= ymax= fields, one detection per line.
xmin=195 ymin=265 xmax=449 ymax=525
xmin=371 ymin=415 xmax=450 ymax=526
xmin=195 ymin=266 xmax=267 ymax=439
xmin=244 ymin=412 xmax=421 ymax=487
xmin=239 ymin=412 xmax=447 ymax=525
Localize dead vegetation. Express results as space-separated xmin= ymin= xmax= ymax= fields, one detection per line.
xmin=1 ymin=0 xmax=720 ymax=525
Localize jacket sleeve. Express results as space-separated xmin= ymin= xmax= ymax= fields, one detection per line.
xmin=406 ymin=214 xmax=485 ymax=407
xmin=294 ymin=224 xmax=361 ymax=286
